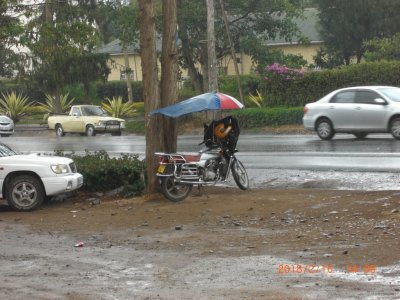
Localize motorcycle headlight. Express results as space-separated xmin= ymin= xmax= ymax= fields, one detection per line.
xmin=51 ymin=164 xmax=69 ymax=174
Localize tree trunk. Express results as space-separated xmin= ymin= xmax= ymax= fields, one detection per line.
xmin=138 ymin=0 xmax=162 ymax=196
xmin=219 ymin=0 xmax=243 ymax=103
xmin=206 ymin=0 xmax=218 ymax=92
xmin=177 ymin=0 xmax=204 ymax=93
xmin=123 ymin=46 xmax=134 ymax=102
xmin=160 ymin=0 xmax=178 ymax=153
xmin=53 ymin=88 xmax=62 ymax=113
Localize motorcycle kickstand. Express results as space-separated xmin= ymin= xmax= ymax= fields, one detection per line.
xmin=197 ymin=184 xmax=209 ymax=199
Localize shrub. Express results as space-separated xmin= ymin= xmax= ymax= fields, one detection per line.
xmin=0 ymin=91 xmax=33 ymax=122
xmin=259 ymin=61 xmax=400 ymax=106
xmin=101 ymin=96 xmax=137 ymax=118
xmin=231 ymin=107 xmax=304 ymax=128
xmin=96 ymin=81 xmax=143 ymax=102
xmin=60 ymin=150 xmax=146 ymax=196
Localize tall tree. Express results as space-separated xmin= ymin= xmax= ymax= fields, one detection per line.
xmin=0 ymin=0 xmax=24 ymax=78
xmin=177 ymin=0 xmax=304 ymax=92
xmin=21 ymin=0 xmax=99 ymax=111
xmin=314 ymin=0 xmax=400 ymax=67
xmin=138 ymin=0 xmax=162 ymax=196
xmin=160 ymin=0 xmax=178 ymax=153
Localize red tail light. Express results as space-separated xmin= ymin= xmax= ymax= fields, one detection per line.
xmin=303 ymin=106 xmax=309 ymax=114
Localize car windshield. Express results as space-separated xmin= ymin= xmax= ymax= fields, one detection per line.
xmin=377 ymin=88 xmax=400 ymax=102
xmin=0 ymin=143 xmax=18 ymax=157
xmin=81 ymin=106 xmax=109 ymax=116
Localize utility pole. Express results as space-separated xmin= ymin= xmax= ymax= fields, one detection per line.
xmin=219 ymin=0 xmax=243 ymax=103
xmin=206 ymin=0 xmax=218 ymax=92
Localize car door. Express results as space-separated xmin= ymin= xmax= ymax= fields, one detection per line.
xmin=64 ymin=107 xmax=85 ymax=132
xmin=328 ymin=90 xmax=357 ymax=130
xmin=354 ymin=90 xmax=389 ymax=130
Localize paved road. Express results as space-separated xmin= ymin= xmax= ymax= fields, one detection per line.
xmin=6 ymin=131 xmax=400 ymax=172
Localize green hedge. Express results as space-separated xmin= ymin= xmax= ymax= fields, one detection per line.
xmin=95 ymin=80 xmax=143 ymax=102
xmin=57 ymin=150 xmax=146 ymax=197
xmin=231 ymin=107 xmax=304 ymax=128
xmin=260 ymin=61 xmax=400 ymax=106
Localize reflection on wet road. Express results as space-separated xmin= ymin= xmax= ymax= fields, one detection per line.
xmin=5 ymin=132 xmax=400 ymax=172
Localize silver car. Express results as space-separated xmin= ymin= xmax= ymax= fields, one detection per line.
xmin=0 ymin=115 xmax=14 ymax=137
xmin=303 ymin=86 xmax=400 ymax=140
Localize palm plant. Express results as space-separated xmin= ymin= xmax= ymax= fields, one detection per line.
xmin=101 ymin=96 xmax=136 ymax=118
xmin=38 ymin=93 xmax=76 ymax=114
xmin=37 ymin=93 xmax=76 ymax=121
xmin=248 ymin=90 xmax=265 ymax=108
xmin=0 ymin=91 xmax=33 ymax=122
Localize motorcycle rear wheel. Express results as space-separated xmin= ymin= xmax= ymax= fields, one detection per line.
xmin=231 ymin=159 xmax=249 ymax=190
xmin=161 ymin=177 xmax=193 ymax=202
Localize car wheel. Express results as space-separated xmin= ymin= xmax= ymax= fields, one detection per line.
xmin=55 ymin=124 xmax=65 ymax=137
xmin=6 ymin=175 xmax=44 ymax=211
xmin=86 ymin=125 xmax=96 ymax=136
xmin=390 ymin=117 xmax=400 ymax=139
xmin=316 ymin=118 xmax=335 ymax=140
xmin=354 ymin=132 xmax=368 ymax=139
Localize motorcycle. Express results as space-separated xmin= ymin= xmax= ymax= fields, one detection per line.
xmin=156 ymin=116 xmax=249 ymax=202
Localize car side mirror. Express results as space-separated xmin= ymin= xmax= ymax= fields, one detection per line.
xmin=374 ymin=98 xmax=387 ymax=105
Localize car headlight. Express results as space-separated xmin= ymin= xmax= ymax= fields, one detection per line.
xmin=51 ymin=164 xmax=69 ymax=174
xmin=98 ymin=121 xmax=105 ymax=126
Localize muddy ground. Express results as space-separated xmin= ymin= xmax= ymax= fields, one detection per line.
xmin=0 ymin=186 xmax=399 ymax=300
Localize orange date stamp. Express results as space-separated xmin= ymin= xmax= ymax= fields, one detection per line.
xmin=278 ymin=263 xmax=377 ymax=275
xmin=278 ymin=264 xmax=333 ymax=274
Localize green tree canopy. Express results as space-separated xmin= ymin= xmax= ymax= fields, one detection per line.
xmin=0 ymin=0 xmax=24 ymax=77
xmin=313 ymin=0 xmax=400 ymax=67
xmin=20 ymin=0 xmax=100 ymax=111
xmin=177 ymin=0 xmax=305 ymax=92
xmin=364 ymin=33 xmax=400 ymax=62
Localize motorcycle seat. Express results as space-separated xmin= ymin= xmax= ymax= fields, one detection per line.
xmin=183 ymin=154 xmax=201 ymax=162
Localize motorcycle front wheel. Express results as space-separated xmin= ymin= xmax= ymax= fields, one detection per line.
xmin=161 ymin=177 xmax=193 ymax=202
xmin=231 ymin=159 xmax=249 ymax=190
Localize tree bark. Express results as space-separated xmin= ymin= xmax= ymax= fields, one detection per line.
xmin=123 ymin=46 xmax=134 ymax=102
xmin=160 ymin=0 xmax=178 ymax=153
xmin=206 ymin=0 xmax=218 ymax=92
xmin=177 ymin=0 xmax=204 ymax=93
xmin=138 ymin=0 xmax=162 ymax=196
xmin=219 ymin=0 xmax=243 ymax=103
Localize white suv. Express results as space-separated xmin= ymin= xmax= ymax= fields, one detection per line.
xmin=0 ymin=143 xmax=83 ymax=211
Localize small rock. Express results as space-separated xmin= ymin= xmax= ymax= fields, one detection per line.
xmin=175 ymin=225 xmax=182 ymax=230
xmin=323 ymin=253 xmax=333 ymax=258
xmin=342 ymin=250 xmax=348 ymax=255
xmin=391 ymin=209 xmax=399 ymax=214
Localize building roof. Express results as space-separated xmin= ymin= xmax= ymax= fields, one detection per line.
xmin=266 ymin=8 xmax=322 ymax=46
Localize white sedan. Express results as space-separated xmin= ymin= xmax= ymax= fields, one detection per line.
xmin=303 ymin=86 xmax=400 ymax=140
xmin=0 ymin=143 xmax=83 ymax=211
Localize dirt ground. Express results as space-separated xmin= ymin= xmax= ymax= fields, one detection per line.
xmin=0 ymin=186 xmax=400 ymax=299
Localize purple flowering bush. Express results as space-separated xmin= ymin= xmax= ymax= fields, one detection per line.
xmin=264 ymin=63 xmax=304 ymax=81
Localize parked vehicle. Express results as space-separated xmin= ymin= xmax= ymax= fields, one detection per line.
xmin=0 ymin=115 xmax=14 ymax=137
xmin=0 ymin=142 xmax=83 ymax=211
xmin=156 ymin=116 xmax=249 ymax=202
xmin=303 ymin=86 xmax=400 ymax=140
xmin=47 ymin=105 xmax=125 ymax=137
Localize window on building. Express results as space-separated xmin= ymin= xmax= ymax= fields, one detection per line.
xmin=120 ymin=70 xmax=134 ymax=80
